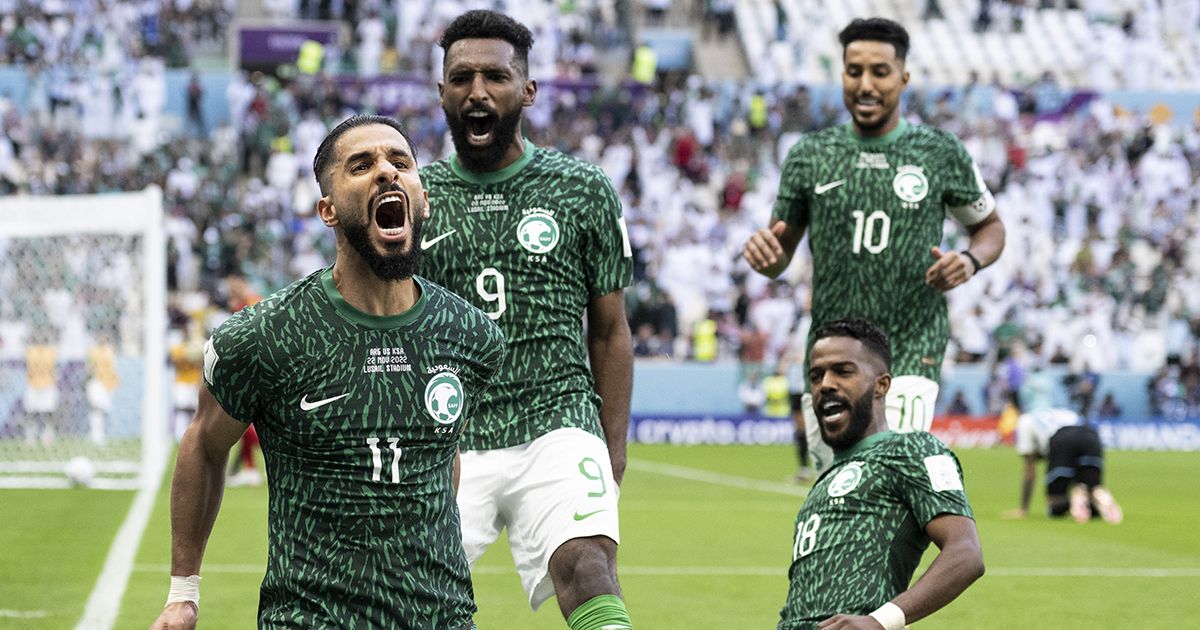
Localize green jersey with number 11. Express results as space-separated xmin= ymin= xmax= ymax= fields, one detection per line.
xmin=204 ymin=268 xmax=505 ymax=628
xmin=773 ymin=119 xmax=995 ymax=381
xmin=421 ymin=141 xmax=633 ymax=451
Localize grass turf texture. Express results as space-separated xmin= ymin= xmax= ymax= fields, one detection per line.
xmin=2 ymin=445 xmax=1196 ymax=629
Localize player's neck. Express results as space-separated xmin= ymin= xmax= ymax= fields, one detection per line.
xmin=851 ymin=114 xmax=903 ymax=140
xmin=330 ymin=255 xmax=420 ymax=317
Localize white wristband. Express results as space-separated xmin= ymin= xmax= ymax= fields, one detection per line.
xmin=868 ymin=601 xmax=905 ymax=630
xmin=166 ymin=575 xmax=201 ymax=609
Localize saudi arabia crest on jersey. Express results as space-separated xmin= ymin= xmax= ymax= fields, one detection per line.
xmin=893 ymin=165 xmax=929 ymax=209
xmin=827 ymin=462 xmax=864 ymax=497
xmin=517 ymin=209 xmax=560 ymax=254
xmin=425 ymin=371 xmax=464 ymax=425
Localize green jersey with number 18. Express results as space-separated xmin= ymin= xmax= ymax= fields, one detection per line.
xmin=420 ymin=141 xmax=633 ymax=451
xmin=778 ymin=431 xmax=974 ymax=629
xmin=773 ymin=119 xmax=995 ymax=381
xmin=204 ymin=267 xmax=505 ymax=629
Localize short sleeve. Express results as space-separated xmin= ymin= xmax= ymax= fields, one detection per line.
xmin=582 ymin=169 xmax=634 ymax=299
xmin=203 ymin=307 xmax=267 ymax=423
xmin=771 ymin=141 xmax=812 ymax=228
xmin=941 ymin=136 xmax=995 ymax=226
xmin=895 ymin=433 xmax=974 ymax=526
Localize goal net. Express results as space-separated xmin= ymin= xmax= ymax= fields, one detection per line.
xmin=0 ymin=187 xmax=167 ymax=490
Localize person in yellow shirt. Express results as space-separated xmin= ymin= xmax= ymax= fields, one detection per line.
xmin=86 ymin=340 xmax=119 ymax=445
xmin=23 ymin=338 xmax=59 ymax=446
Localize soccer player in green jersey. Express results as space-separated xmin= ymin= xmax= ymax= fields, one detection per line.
xmin=779 ymin=318 xmax=983 ymax=630
xmin=743 ymin=17 xmax=1007 ymax=474
xmin=150 ymin=115 xmax=506 ymax=630
xmin=419 ymin=10 xmax=635 ymax=630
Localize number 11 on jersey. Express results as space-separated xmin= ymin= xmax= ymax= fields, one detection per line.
xmin=366 ymin=437 xmax=403 ymax=483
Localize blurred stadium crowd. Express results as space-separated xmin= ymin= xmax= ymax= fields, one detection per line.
xmin=0 ymin=0 xmax=1197 ymax=419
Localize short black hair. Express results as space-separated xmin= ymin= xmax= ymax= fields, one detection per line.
xmin=439 ymin=10 xmax=534 ymax=75
xmin=812 ymin=318 xmax=892 ymax=369
xmin=838 ymin=17 xmax=910 ymax=61
xmin=312 ymin=114 xmax=415 ymax=196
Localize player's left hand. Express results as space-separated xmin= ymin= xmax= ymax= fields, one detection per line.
xmin=924 ymin=246 xmax=973 ymax=292
xmin=817 ymin=614 xmax=886 ymax=629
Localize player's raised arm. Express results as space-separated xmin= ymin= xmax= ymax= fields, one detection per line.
xmin=149 ymin=381 xmax=250 ymax=630
xmin=925 ymin=206 xmax=1005 ymax=291
xmin=587 ymin=289 xmax=633 ymax=486
xmin=743 ymin=219 xmax=806 ymax=279
xmin=889 ymin=513 xmax=984 ymax=625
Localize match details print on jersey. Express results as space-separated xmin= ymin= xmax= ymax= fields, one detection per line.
xmin=773 ymin=120 xmax=993 ymax=381
xmin=203 ymin=269 xmax=505 ymax=628
xmin=421 ymin=141 xmax=633 ymax=451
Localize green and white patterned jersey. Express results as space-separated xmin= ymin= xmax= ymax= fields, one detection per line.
xmin=774 ymin=119 xmax=995 ymax=381
xmin=420 ymin=141 xmax=633 ymax=451
xmin=778 ymin=431 xmax=974 ymax=629
xmin=203 ymin=267 xmax=505 ymax=629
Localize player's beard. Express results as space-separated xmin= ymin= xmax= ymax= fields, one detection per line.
xmin=341 ymin=198 xmax=425 ymax=282
xmin=819 ymin=389 xmax=875 ymax=451
xmin=445 ymin=105 xmax=523 ymax=172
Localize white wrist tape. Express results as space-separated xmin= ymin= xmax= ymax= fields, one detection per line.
xmin=868 ymin=601 xmax=905 ymax=630
xmin=166 ymin=575 xmax=201 ymax=609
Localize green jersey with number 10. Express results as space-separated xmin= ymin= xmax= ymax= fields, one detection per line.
xmin=773 ymin=120 xmax=995 ymax=381
xmin=421 ymin=141 xmax=633 ymax=451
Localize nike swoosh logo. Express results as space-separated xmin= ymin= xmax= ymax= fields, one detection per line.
xmin=419 ymin=229 xmax=457 ymax=249
xmin=299 ymin=392 xmax=350 ymax=411
xmin=573 ymin=509 xmax=607 ymax=521
xmin=814 ymin=180 xmax=845 ymax=195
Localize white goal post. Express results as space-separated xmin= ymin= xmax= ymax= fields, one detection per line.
xmin=0 ymin=187 xmax=167 ymax=490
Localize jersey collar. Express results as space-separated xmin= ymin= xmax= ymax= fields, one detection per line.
xmin=449 ymin=138 xmax=536 ymax=185
xmin=845 ymin=118 xmax=909 ymax=146
xmin=320 ymin=266 xmax=429 ymax=329
xmin=832 ymin=431 xmax=895 ymax=464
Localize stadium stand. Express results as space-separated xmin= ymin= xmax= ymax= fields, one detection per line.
xmin=0 ymin=0 xmax=1197 ymax=425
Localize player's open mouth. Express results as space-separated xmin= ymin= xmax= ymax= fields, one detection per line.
xmin=819 ymin=398 xmax=850 ymax=426
xmin=464 ymin=109 xmax=496 ymax=145
xmin=372 ymin=190 xmax=408 ymax=240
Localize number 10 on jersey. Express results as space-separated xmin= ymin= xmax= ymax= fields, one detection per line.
xmin=851 ymin=210 xmax=890 ymax=254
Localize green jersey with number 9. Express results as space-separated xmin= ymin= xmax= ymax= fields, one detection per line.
xmin=773 ymin=119 xmax=995 ymax=381
xmin=421 ymin=141 xmax=633 ymax=451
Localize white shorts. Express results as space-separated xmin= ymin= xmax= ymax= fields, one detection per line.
xmin=457 ymin=427 xmax=621 ymax=611
xmin=87 ymin=379 xmax=113 ymax=411
xmin=23 ymin=386 xmax=59 ymax=414
xmin=803 ymin=375 xmax=940 ymax=473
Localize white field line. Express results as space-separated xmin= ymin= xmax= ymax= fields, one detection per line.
xmin=132 ymin=564 xmax=1200 ymax=578
xmin=74 ymin=480 xmax=162 ymax=628
xmin=0 ymin=609 xmax=49 ymax=618
xmin=627 ymin=459 xmax=808 ymax=498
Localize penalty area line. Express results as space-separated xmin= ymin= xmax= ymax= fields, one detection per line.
xmin=627 ymin=459 xmax=808 ymax=497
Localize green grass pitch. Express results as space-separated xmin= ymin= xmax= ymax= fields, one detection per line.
xmin=2 ymin=444 xmax=1197 ymax=629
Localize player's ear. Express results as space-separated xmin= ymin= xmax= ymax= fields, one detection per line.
xmin=317 ymin=196 xmax=337 ymax=227
xmin=437 ymin=80 xmax=444 ymax=105
xmin=874 ymin=372 xmax=891 ymax=399
xmin=421 ymin=190 xmax=430 ymax=220
xmin=523 ymin=78 xmax=537 ymax=107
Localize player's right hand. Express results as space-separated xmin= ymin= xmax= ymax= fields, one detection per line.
xmin=149 ymin=602 xmax=198 ymax=630
xmin=742 ymin=222 xmax=788 ymax=275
